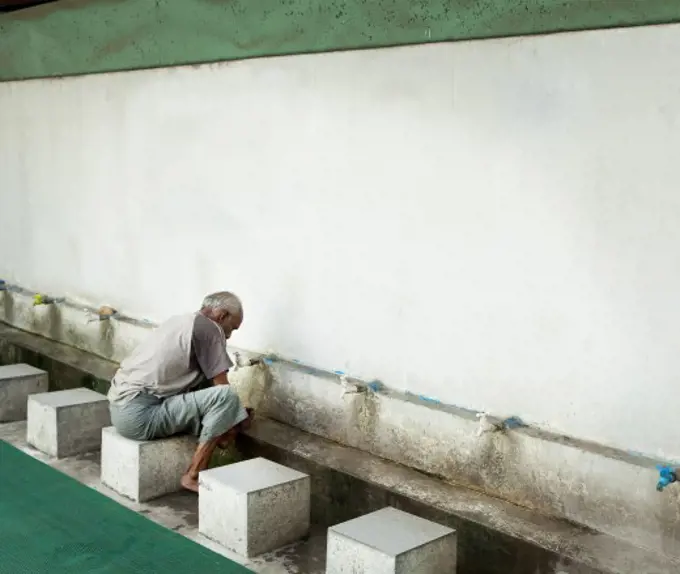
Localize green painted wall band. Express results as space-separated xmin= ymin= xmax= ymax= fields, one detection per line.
xmin=1 ymin=0 xmax=678 ymax=82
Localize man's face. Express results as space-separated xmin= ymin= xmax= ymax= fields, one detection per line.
xmin=218 ymin=310 xmax=243 ymax=339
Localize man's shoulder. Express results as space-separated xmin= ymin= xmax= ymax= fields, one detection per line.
xmin=116 ymin=314 xmax=198 ymax=375
xmin=143 ymin=313 xmax=199 ymax=344
xmin=192 ymin=313 xmax=223 ymax=340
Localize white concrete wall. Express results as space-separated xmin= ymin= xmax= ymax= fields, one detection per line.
xmin=1 ymin=24 xmax=679 ymax=459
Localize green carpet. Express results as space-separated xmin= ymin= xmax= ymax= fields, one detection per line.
xmin=0 ymin=440 xmax=252 ymax=573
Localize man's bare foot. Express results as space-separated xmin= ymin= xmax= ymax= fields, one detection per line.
xmin=180 ymin=473 xmax=199 ymax=493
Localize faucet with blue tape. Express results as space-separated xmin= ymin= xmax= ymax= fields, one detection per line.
xmin=656 ymin=466 xmax=678 ymax=492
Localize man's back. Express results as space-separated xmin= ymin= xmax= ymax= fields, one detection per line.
xmin=108 ymin=312 xmax=226 ymax=403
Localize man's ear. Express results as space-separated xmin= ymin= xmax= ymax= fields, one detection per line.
xmin=217 ymin=310 xmax=229 ymax=322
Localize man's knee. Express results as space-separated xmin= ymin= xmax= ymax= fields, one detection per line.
xmin=213 ymin=385 xmax=233 ymax=400
xmin=203 ymin=385 xmax=237 ymax=409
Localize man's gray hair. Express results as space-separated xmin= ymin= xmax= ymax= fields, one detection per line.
xmin=201 ymin=291 xmax=243 ymax=315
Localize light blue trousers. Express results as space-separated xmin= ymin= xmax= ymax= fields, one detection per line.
xmin=110 ymin=385 xmax=247 ymax=444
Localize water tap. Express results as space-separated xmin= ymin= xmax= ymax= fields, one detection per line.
xmin=340 ymin=374 xmax=364 ymax=397
xmin=476 ymin=412 xmax=498 ymax=436
xmin=367 ymin=381 xmax=383 ymax=393
xmin=657 ymin=466 xmax=677 ymax=492
xmin=87 ymin=305 xmax=117 ymax=323
xmin=33 ymin=294 xmax=55 ymax=306
xmin=502 ymin=416 xmax=525 ymax=430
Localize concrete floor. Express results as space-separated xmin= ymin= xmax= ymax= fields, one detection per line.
xmin=0 ymin=420 xmax=326 ymax=574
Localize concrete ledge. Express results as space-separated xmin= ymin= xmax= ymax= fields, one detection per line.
xmin=101 ymin=427 xmax=196 ymax=502
xmin=0 ymin=363 xmax=48 ymax=422
xmin=242 ymin=418 xmax=679 ymax=574
xmin=261 ymin=361 xmax=680 ymax=557
xmin=2 ymin=293 xmax=680 ymax=557
xmin=0 ymin=287 xmax=147 ymax=363
xmin=27 ymin=387 xmax=110 ymax=457
xmin=0 ymin=322 xmax=116 ymax=394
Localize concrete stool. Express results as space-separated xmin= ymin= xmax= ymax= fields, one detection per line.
xmin=326 ymin=507 xmax=457 ymax=574
xmin=27 ymin=387 xmax=110 ymax=457
xmin=199 ymin=457 xmax=310 ymax=556
xmin=101 ymin=427 xmax=196 ymax=502
xmin=0 ymin=363 xmax=48 ymax=422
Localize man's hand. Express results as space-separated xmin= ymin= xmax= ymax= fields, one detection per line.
xmin=217 ymin=428 xmax=239 ymax=449
xmin=240 ymin=408 xmax=255 ymax=431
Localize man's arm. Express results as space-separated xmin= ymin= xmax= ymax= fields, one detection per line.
xmin=212 ymin=371 xmax=229 ymax=386
xmin=192 ymin=315 xmax=233 ymax=383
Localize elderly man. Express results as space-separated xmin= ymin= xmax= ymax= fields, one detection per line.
xmin=108 ymin=291 xmax=251 ymax=492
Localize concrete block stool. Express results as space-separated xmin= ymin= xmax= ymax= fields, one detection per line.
xmin=101 ymin=427 xmax=196 ymax=502
xmin=27 ymin=387 xmax=110 ymax=457
xmin=199 ymin=457 xmax=310 ymax=556
xmin=0 ymin=363 xmax=48 ymax=422
xmin=326 ymin=507 xmax=457 ymax=574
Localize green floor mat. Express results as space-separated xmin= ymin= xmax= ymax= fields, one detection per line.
xmin=0 ymin=440 xmax=252 ymax=573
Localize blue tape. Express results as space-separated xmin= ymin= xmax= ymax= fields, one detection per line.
xmin=657 ymin=465 xmax=677 ymax=492
xmin=502 ymin=416 xmax=525 ymax=429
xmin=418 ymin=395 xmax=440 ymax=404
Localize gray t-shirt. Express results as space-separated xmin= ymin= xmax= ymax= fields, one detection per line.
xmin=108 ymin=312 xmax=233 ymax=404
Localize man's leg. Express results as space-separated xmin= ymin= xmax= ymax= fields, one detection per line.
xmin=180 ymin=436 xmax=223 ymax=492
xmin=150 ymin=386 xmax=249 ymax=492
xmin=180 ymin=429 xmax=238 ymax=492
xmin=109 ymin=394 xmax=159 ymax=441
